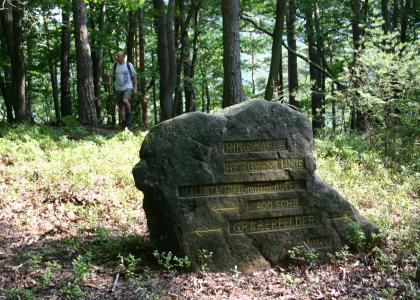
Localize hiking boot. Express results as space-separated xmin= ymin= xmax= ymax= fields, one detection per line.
xmin=126 ymin=112 xmax=132 ymax=129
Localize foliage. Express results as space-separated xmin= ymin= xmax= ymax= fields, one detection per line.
xmin=197 ymin=249 xmax=213 ymax=272
xmin=152 ymin=250 xmax=192 ymax=271
xmin=40 ymin=261 xmax=62 ymax=287
xmin=288 ymin=245 xmax=318 ymax=265
xmin=0 ymin=125 xmax=418 ymax=298
xmin=3 ymin=288 xmax=34 ymax=300
xmin=60 ymin=281 xmax=85 ymax=299
xmin=72 ymin=253 xmax=92 ymax=282
xmin=230 ymin=265 xmax=242 ymax=279
xmin=119 ymin=254 xmax=141 ymax=282
xmin=328 ymin=245 xmax=351 ymax=264
xmin=344 ymin=221 xmax=366 ymax=252
xmin=338 ymin=20 xmax=420 ymax=169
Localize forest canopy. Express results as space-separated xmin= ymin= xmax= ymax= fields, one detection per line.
xmin=0 ymin=0 xmax=419 ymax=167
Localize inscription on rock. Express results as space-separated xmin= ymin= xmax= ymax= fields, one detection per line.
xmin=230 ymin=215 xmax=317 ymax=235
xmin=133 ymin=100 xmax=377 ymax=272
xmin=224 ymin=158 xmax=305 ymax=173
xmin=223 ymin=139 xmax=287 ymax=153
xmin=178 ymin=180 xmax=305 ymax=198
xmin=247 ymin=198 xmax=300 ymax=212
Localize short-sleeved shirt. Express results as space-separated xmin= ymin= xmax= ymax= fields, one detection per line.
xmin=113 ymin=62 xmax=137 ymax=91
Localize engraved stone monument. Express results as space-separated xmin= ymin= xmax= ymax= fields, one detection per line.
xmin=133 ymin=100 xmax=376 ymax=272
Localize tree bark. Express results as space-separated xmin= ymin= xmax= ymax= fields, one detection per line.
xmin=127 ymin=10 xmax=136 ymax=64
xmin=304 ymin=1 xmax=324 ymax=134
xmin=12 ymin=1 xmax=25 ymax=121
xmin=350 ymin=0 xmax=364 ymax=130
xmin=221 ymin=0 xmax=244 ymax=107
xmin=286 ymin=0 xmax=298 ymax=107
xmin=26 ymin=36 xmax=35 ymax=122
xmin=153 ymin=0 xmax=172 ymax=121
xmin=90 ymin=2 xmax=106 ymax=121
xmin=60 ymin=11 xmax=72 ymax=117
xmin=138 ymin=7 xmax=148 ymax=128
xmin=400 ymin=0 xmax=409 ymax=42
xmin=0 ymin=71 xmax=13 ymax=123
xmin=44 ymin=15 xmax=61 ymax=123
xmin=381 ymin=0 xmax=392 ymax=33
xmin=167 ymin=0 xmax=177 ymax=103
xmin=180 ymin=0 xmax=196 ymax=112
xmin=1 ymin=1 xmax=27 ymax=121
xmin=265 ymin=0 xmax=286 ymax=100
xmin=72 ymin=0 xmax=98 ymax=126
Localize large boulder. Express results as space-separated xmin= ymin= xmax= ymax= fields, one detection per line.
xmin=133 ymin=100 xmax=376 ymax=272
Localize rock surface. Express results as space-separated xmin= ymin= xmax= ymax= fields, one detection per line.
xmin=133 ymin=100 xmax=376 ymax=272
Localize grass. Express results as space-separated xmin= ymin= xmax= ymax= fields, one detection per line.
xmin=0 ymin=124 xmax=418 ymax=299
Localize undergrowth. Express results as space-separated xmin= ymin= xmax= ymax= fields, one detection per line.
xmin=0 ymin=125 xmax=418 ymax=298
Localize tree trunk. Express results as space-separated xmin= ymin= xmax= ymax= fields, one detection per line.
xmin=153 ymin=0 xmax=172 ymax=121
xmin=392 ymin=0 xmax=399 ymax=30
xmin=350 ymin=0 xmax=365 ymax=130
xmin=205 ymin=79 xmax=211 ymax=113
xmin=60 ymin=11 xmax=72 ymax=117
xmin=0 ymin=71 xmax=14 ymax=123
xmin=11 ymin=1 xmax=25 ymax=121
xmin=221 ymin=0 xmax=244 ymax=107
xmin=26 ymin=36 xmax=35 ymax=122
xmin=167 ymin=0 xmax=177 ymax=103
xmin=90 ymin=2 xmax=106 ymax=121
xmin=314 ymin=2 xmax=325 ymax=126
xmin=304 ymin=1 xmax=324 ymax=134
xmin=43 ymin=16 xmax=61 ymax=123
xmin=286 ymin=0 xmax=298 ymax=107
xmin=72 ymin=0 xmax=98 ymax=126
xmin=173 ymin=0 xmax=185 ymax=116
xmin=138 ymin=7 xmax=148 ymax=129
xmin=400 ymin=0 xmax=408 ymax=42
xmin=265 ymin=0 xmax=286 ymax=101
xmin=180 ymin=0 xmax=196 ymax=113
xmin=381 ymin=0 xmax=392 ymax=33
xmin=127 ymin=10 xmax=136 ymax=64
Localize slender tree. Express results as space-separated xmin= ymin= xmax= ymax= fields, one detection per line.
xmin=43 ymin=15 xmax=60 ymax=123
xmin=60 ymin=11 xmax=72 ymax=117
xmin=221 ymin=0 xmax=244 ymax=107
xmin=138 ymin=7 xmax=148 ymax=128
xmin=72 ymin=0 xmax=98 ymax=125
xmin=265 ymin=0 xmax=286 ymax=100
xmin=304 ymin=0 xmax=324 ymax=133
xmin=90 ymin=2 xmax=106 ymax=120
xmin=287 ymin=0 xmax=298 ymax=107
xmin=153 ymin=0 xmax=173 ymax=120
xmin=0 ymin=1 xmax=26 ymax=121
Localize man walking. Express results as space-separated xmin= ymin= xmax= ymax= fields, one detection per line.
xmin=109 ymin=51 xmax=137 ymax=129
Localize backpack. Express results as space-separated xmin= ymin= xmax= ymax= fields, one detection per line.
xmin=113 ymin=61 xmax=133 ymax=78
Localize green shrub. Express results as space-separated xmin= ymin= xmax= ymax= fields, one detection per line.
xmin=345 ymin=221 xmax=366 ymax=252
xmin=288 ymin=245 xmax=318 ymax=265
xmin=152 ymin=250 xmax=191 ymax=270
xmin=197 ymin=249 xmax=213 ymax=272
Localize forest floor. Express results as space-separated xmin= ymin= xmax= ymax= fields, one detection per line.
xmin=0 ymin=124 xmax=418 ymax=300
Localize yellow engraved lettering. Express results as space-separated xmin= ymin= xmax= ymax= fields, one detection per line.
xmin=265 ymin=219 xmax=271 ymax=230
xmin=229 ymin=215 xmax=317 ymax=234
xmin=309 ymin=215 xmax=316 ymax=226
xmin=271 ymin=218 xmax=278 ymax=230
xmin=250 ymin=221 xmax=256 ymax=232
xmin=233 ymin=222 xmax=242 ymax=233
xmin=241 ymin=222 xmax=248 ymax=233
xmin=257 ymin=220 xmax=264 ymax=231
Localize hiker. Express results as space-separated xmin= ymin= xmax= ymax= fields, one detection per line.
xmin=109 ymin=50 xmax=138 ymax=129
